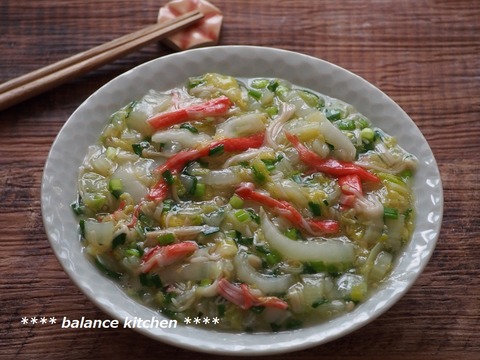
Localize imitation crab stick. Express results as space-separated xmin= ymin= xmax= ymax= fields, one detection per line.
xmin=217 ymin=278 xmax=288 ymax=310
xmin=338 ymin=173 xmax=363 ymax=208
xmin=285 ymin=132 xmax=379 ymax=183
xmin=147 ymin=95 xmax=233 ymax=129
xmin=235 ymin=182 xmax=339 ymax=234
xmin=141 ymin=241 xmax=198 ymax=273
xmin=147 ymin=133 xmax=265 ymax=202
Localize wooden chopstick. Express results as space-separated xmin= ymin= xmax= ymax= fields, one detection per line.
xmin=0 ymin=10 xmax=203 ymax=112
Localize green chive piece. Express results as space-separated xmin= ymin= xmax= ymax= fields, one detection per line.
xmin=229 ymin=195 xmax=244 ymax=209
xmin=194 ymin=183 xmax=206 ymax=197
xmin=248 ymin=89 xmax=262 ymax=101
xmin=325 ymin=109 xmax=342 ymax=121
xmin=108 ymin=178 xmax=123 ymax=199
xmin=180 ymin=123 xmax=199 ymax=133
xmin=361 ymin=127 xmax=375 ymax=142
xmin=162 ymin=170 xmax=174 ymax=185
xmin=158 ymin=233 xmax=175 ymax=245
xmin=200 ymin=278 xmax=213 ymax=287
xmin=383 ymin=207 xmax=399 ymax=220
xmin=234 ymin=209 xmax=250 ymax=222
xmin=125 ymin=248 xmax=140 ymax=257
xmin=308 ymin=201 xmax=322 ymax=216
xmin=251 ymin=79 xmax=270 ymax=89
xmin=284 ymin=228 xmax=300 ymax=240
xmin=132 ymin=141 xmax=150 ymax=157
xmin=112 ymin=233 xmax=127 ymax=249
xmin=208 ymin=144 xmax=224 ymax=156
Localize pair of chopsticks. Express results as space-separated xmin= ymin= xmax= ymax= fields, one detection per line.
xmin=0 ymin=10 xmax=203 ymax=112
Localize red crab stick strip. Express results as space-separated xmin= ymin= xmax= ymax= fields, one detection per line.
xmin=338 ymin=173 xmax=363 ymax=208
xmin=154 ymin=132 xmax=265 ymax=176
xmin=147 ymin=133 xmax=265 ymax=201
xmin=147 ymin=95 xmax=233 ymax=130
xmin=285 ymin=132 xmax=380 ymax=183
xmin=235 ymin=182 xmax=339 ymax=234
xmin=141 ymin=241 xmax=198 ymax=273
xmin=217 ymin=278 xmax=288 ymax=310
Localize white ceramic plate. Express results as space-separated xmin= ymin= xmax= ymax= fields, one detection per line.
xmin=42 ymin=46 xmax=443 ymax=355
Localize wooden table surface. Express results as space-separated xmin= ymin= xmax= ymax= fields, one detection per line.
xmin=1 ymin=0 xmax=479 ymax=359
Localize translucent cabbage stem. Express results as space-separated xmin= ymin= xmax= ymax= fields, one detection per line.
xmin=309 ymin=111 xmax=356 ymax=162
xmin=265 ymin=102 xmax=296 ymax=149
xmin=234 ymin=251 xmax=296 ymax=294
xmin=260 ymin=209 xmax=355 ymax=265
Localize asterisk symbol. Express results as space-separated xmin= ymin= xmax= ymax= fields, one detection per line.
xmin=193 ymin=317 xmax=201 ymax=324
xmin=49 ymin=317 xmax=57 ymax=324
xmin=212 ymin=317 xmax=220 ymax=325
xmin=184 ymin=317 xmax=191 ymax=325
xmin=203 ymin=317 xmax=210 ymax=324
xmin=21 ymin=317 xmax=28 ymax=325
xmin=40 ymin=317 xmax=47 ymax=325
xmin=30 ymin=317 xmax=37 ymax=325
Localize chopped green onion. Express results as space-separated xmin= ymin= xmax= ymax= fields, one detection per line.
xmin=125 ymin=248 xmax=140 ymax=257
xmin=255 ymin=245 xmax=270 ymax=255
xmin=325 ymin=108 xmax=342 ymax=121
xmin=150 ymin=274 xmax=162 ymax=288
xmin=95 ymin=256 xmax=122 ymax=279
xmin=361 ymin=127 xmax=375 ymax=142
xmin=194 ymin=183 xmax=206 ymax=197
xmin=158 ymin=233 xmax=175 ymax=245
xmin=188 ymin=76 xmax=205 ymax=89
xmin=267 ymin=80 xmax=280 ymax=92
xmin=311 ymin=298 xmax=329 ymax=308
xmin=248 ymin=89 xmax=262 ymax=101
xmin=265 ymin=106 xmax=279 ymax=116
xmin=139 ymin=273 xmax=162 ymax=288
xmin=208 ymin=144 xmax=224 ymax=156
xmin=199 ymin=278 xmax=213 ymax=287
xmin=251 ymin=164 xmax=267 ymax=183
xmin=285 ymin=318 xmax=302 ymax=330
xmin=229 ymin=195 xmax=244 ymax=209
xmin=298 ymin=89 xmax=324 ymax=109
xmin=400 ymin=169 xmax=413 ymax=179
xmin=261 ymin=157 xmax=282 ymax=172
xmin=251 ymin=78 xmax=270 ymax=89
xmin=180 ymin=123 xmax=199 ymax=133
xmin=284 ymin=228 xmax=300 ymax=240
xmin=337 ymin=119 xmax=356 ymax=130
xmin=108 ymin=178 xmax=123 ymax=199
xmin=71 ymin=201 xmax=84 ymax=216
xmin=132 ymin=141 xmax=150 ymax=157
xmin=162 ymin=199 xmax=174 ymax=213
xmin=162 ymin=169 xmax=174 ymax=185
xmin=112 ymin=233 xmax=126 ymax=249
xmin=383 ymin=207 xmax=399 ymax=220
xmin=357 ymin=117 xmax=370 ymax=129
xmin=246 ymin=208 xmax=260 ymax=224
xmin=308 ymin=201 xmax=322 ymax=216
xmin=234 ymin=209 xmax=251 ymax=222
xmin=79 ymin=219 xmax=86 ymax=238
xmin=265 ymin=252 xmax=281 ymax=266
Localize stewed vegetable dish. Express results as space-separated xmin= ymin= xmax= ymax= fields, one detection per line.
xmin=73 ymin=73 xmax=417 ymax=332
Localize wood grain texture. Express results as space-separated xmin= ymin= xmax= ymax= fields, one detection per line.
xmin=1 ymin=1 xmax=479 ymax=359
